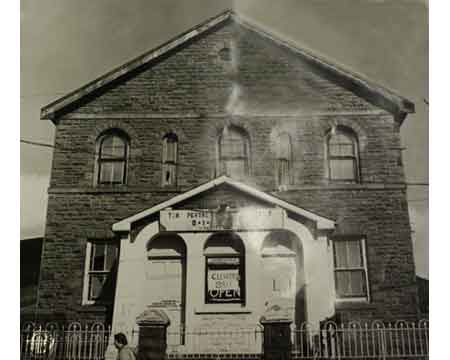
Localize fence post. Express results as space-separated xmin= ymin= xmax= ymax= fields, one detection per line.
xmin=260 ymin=316 xmax=292 ymax=360
xmin=136 ymin=309 xmax=170 ymax=360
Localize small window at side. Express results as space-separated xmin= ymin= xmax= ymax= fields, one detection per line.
xmin=82 ymin=240 xmax=119 ymax=305
xmin=332 ymin=237 xmax=369 ymax=300
xmin=274 ymin=132 xmax=293 ymax=187
xmin=162 ymin=133 xmax=178 ymax=187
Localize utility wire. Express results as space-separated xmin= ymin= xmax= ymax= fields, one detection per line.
xmin=21 ymin=138 xmax=429 ymax=186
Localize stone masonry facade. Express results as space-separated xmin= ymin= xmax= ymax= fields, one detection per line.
xmin=36 ymin=16 xmax=418 ymax=326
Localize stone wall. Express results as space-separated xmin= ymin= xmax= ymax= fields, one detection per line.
xmin=38 ymin=19 xmax=417 ymax=326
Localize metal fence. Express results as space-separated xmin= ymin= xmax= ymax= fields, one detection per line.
xmin=21 ymin=320 xmax=429 ymax=360
xmin=20 ymin=322 xmax=111 ymax=360
xmin=291 ymin=320 xmax=429 ymax=359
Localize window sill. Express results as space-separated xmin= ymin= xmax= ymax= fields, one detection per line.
xmin=195 ymin=304 xmax=251 ymax=314
xmin=78 ymin=304 xmax=110 ymax=313
xmin=335 ymin=299 xmax=375 ymax=310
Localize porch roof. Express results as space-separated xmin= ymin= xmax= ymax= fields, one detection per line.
xmin=112 ymin=176 xmax=335 ymax=232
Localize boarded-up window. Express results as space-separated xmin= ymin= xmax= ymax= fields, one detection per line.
xmin=218 ymin=126 xmax=250 ymax=180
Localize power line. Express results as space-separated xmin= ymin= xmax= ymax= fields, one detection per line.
xmin=20 ymin=138 xmax=429 ymax=186
xmin=20 ymin=139 xmax=54 ymax=149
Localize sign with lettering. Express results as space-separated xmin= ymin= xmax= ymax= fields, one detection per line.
xmin=207 ymin=269 xmax=241 ymax=301
xmin=160 ymin=208 xmax=285 ymax=232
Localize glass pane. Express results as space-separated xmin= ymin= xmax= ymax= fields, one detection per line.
xmin=347 ymin=241 xmax=362 ymax=267
xmin=221 ymin=128 xmax=246 ymax=158
xmin=89 ymin=274 xmax=107 ymax=300
xmin=336 ymin=270 xmax=366 ymax=297
xmin=330 ymin=159 xmax=356 ymax=180
xmin=165 ymin=141 xmax=177 ymax=163
xmin=112 ymin=162 xmax=124 ymax=183
xmin=105 ymin=244 xmax=118 ymax=271
xmin=100 ymin=162 xmax=124 ymax=184
xmin=92 ymin=244 xmax=106 ymax=271
xmin=350 ymin=271 xmax=366 ymax=295
xmin=224 ymin=159 xmax=246 ymax=178
xmin=278 ymin=159 xmax=290 ymax=185
xmin=101 ymin=136 xmax=126 ymax=158
xmin=329 ymin=133 xmax=352 ymax=145
xmin=162 ymin=163 xmax=176 ymax=185
xmin=330 ymin=143 xmax=354 ymax=157
xmin=276 ymin=133 xmax=291 ymax=160
xmin=336 ymin=271 xmax=351 ymax=297
xmin=334 ymin=242 xmax=348 ymax=267
xmin=99 ymin=162 xmax=113 ymax=183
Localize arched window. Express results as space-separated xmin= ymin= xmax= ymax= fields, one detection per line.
xmin=326 ymin=127 xmax=359 ymax=182
xmin=162 ymin=133 xmax=178 ymax=186
xmin=96 ymin=130 xmax=128 ymax=185
xmin=204 ymin=232 xmax=245 ymax=304
xmin=217 ymin=126 xmax=250 ymax=179
xmin=275 ymin=132 xmax=292 ymax=186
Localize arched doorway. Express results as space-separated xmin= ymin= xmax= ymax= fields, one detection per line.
xmin=261 ymin=230 xmax=306 ymax=326
xmin=146 ymin=234 xmax=186 ymax=344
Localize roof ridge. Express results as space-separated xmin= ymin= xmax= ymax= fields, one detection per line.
xmin=41 ymin=9 xmax=233 ymax=120
xmin=41 ymin=9 xmax=414 ymax=123
xmin=232 ymin=12 xmax=414 ymax=113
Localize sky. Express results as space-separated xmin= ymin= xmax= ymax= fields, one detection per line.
xmin=20 ymin=0 xmax=428 ymax=277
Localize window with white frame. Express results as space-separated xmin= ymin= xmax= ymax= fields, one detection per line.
xmin=275 ymin=132 xmax=292 ymax=186
xmin=96 ymin=130 xmax=128 ymax=185
xmin=326 ymin=127 xmax=360 ymax=182
xmin=162 ymin=133 xmax=178 ymax=186
xmin=217 ymin=126 xmax=250 ymax=180
xmin=332 ymin=237 xmax=369 ymax=299
xmin=83 ymin=241 xmax=119 ymax=304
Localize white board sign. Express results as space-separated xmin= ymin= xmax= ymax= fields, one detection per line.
xmin=160 ymin=208 xmax=285 ymax=231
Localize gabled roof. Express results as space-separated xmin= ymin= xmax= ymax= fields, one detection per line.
xmin=41 ymin=9 xmax=414 ymax=123
xmin=112 ymin=176 xmax=335 ymax=232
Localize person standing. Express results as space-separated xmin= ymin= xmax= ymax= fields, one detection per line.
xmin=114 ymin=333 xmax=137 ymax=360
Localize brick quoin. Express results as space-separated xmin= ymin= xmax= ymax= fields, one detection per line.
xmin=36 ymin=15 xmax=418 ymax=326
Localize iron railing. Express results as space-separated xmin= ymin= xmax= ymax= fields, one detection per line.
xmin=20 ymin=320 xmax=429 ymax=359
xmin=20 ymin=322 xmax=111 ymax=360
xmin=290 ymin=320 xmax=429 ymax=359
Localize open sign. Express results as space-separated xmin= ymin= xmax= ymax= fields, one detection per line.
xmin=206 ymin=266 xmax=242 ymax=303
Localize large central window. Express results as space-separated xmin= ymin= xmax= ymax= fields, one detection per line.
xmin=217 ymin=126 xmax=250 ymax=180
xmin=204 ymin=232 xmax=245 ymax=304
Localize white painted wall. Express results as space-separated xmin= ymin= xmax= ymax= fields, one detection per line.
xmin=108 ymin=213 xmax=336 ymax=354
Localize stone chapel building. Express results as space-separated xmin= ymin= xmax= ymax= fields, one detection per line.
xmin=36 ymin=9 xmax=418 ymax=350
